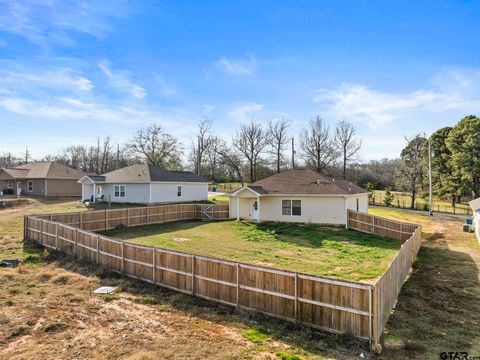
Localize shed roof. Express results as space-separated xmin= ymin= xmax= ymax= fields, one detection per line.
xmin=237 ymin=169 xmax=368 ymax=196
xmin=470 ymin=197 xmax=480 ymax=212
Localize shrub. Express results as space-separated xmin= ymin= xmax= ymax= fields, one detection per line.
xmin=384 ymin=188 xmax=394 ymax=207
xmin=11 ymin=324 xmax=31 ymax=336
xmin=44 ymin=321 xmax=66 ymax=333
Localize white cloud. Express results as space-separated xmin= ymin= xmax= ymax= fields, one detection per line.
xmin=213 ymin=55 xmax=257 ymax=75
xmin=314 ymin=69 xmax=480 ymax=128
xmin=228 ymin=101 xmax=265 ymax=122
xmin=2 ymin=68 xmax=93 ymax=92
xmin=99 ymin=62 xmax=146 ymax=99
xmin=203 ymin=104 xmax=215 ymax=114
xmin=0 ymin=0 xmax=128 ymax=47
xmin=154 ymin=75 xmax=179 ymax=96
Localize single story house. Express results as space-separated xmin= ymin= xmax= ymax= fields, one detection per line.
xmin=469 ymin=197 xmax=480 ymax=242
xmin=229 ymin=169 xmax=369 ymax=225
xmin=0 ymin=161 xmax=85 ymax=197
xmin=78 ymin=164 xmax=208 ymax=204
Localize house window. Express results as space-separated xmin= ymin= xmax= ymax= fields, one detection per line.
xmin=282 ymin=200 xmax=302 ymax=216
xmin=177 ymin=185 xmax=182 ymax=197
xmin=7 ymin=181 xmax=12 ymax=188
xmin=28 ymin=181 xmax=33 ymax=192
xmin=114 ymin=185 xmax=126 ymax=198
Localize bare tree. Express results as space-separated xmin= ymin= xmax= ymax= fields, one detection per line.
xmin=0 ymin=152 xmax=20 ymax=168
xmin=396 ymin=135 xmax=427 ymax=209
xmin=300 ymin=116 xmax=336 ymax=172
xmin=189 ymin=118 xmax=212 ymax=176
xmin=128 ymin=123 xmax=182 ymax=170
xmin=334 ymin=120 xmax=362 ymax=179
xmin=267 ymin=118 xmax=291 ymax=173
xmin=232 ymin=119 xmax=267 ymax=182
xmin=216 ymin=140 xmax=245 ymax=184
xmin=205 ymin=135 xmax=223 ymax=180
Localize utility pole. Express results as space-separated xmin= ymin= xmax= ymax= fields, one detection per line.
xmin=25 ymin=147 xmax=30 ymax=164
xmin=291 ymin=137 xmax=295 ymax=169
xmin=428 ymin=139 xmax=433 ymax=216
xmin=116 ymin=144 xmax=120 ymax=170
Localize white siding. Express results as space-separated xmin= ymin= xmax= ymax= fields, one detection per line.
xmin=474 ymin=211 xmax=480 ymax=243
xmin=258 ymin=196 xmax=347 ymax=225
xmin=81 ymin=183 xmax=94 ymax=201
xmin=150 ymin=182 xmax=208 ymax=203
xmin=346 ymin=194 xmax=369 ymax=213
xmin=102 ymin=183 xmax=150 ymax=204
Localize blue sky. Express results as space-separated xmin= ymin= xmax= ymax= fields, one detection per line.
xmin=0 ymin=0 xmax=479 ymax=161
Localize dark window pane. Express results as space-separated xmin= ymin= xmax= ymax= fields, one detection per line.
xmin=292 ymin=200 xmax=301 ymax=216
xmin=282 ymin=200 xmax=291 ymax=215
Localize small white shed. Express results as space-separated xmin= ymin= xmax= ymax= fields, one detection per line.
xmin=469 ymin=197 xmax=480 ymax=243
xmin=78 ymin=164 xmax=208 ymax=204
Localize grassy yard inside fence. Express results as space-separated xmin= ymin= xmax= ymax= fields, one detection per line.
xmin=100 ymin=220 xmax=402 ymax=282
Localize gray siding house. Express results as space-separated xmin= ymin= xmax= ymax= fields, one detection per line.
xmin=0 ymin=162 xmax=85 ymax=197
xmin=79 ymin=164 xmax=208 ymax=204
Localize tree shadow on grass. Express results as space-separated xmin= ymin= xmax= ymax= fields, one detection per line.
xmin=32 ymin=242 xmax=373 ymax=360
xmin=380 ymin=242 xmax=480 ymax=359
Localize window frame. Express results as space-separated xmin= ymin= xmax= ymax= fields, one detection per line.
xmin=282 ymin=199 xmax=302 ymax=217
xmin=114 ymin=185 xmax=126 ymax=198
xmin=177 ymin=185 xmax=182 ymax=197
xmin=28 ymin=180 xmax=33 ymax=192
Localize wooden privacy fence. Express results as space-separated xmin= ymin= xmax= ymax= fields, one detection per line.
xmin=347 ymin=210 xmax=422 ymax=346
xmin=25 ymin=206 xmax=422 ymax=348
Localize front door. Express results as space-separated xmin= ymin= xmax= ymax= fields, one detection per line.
xmin=251 ymin=199 xmax=259 ymax=221
xmin=96 ymin=185 xmax=103 ymax=199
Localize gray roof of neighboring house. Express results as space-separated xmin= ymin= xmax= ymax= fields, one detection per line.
xmin=85 ymin=164 xmax=208 ymax=183
xmin=470 ymin=197 xmax=480 ymax=212
xmin=0 ymin=162 xmax=85 ymax=180
xmin=238 ymin=169 xmax=368 ymax=195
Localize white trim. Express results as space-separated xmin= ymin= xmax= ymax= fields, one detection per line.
xmin=114 ymin=184 xmax=126 ymax=198
xmin=236 ymin=197 xmax=240 ymax=221
xmin=281 ymin=199 xmax=302 ymax=217
xmin=230 ymin=186 xmax=263 ymax=197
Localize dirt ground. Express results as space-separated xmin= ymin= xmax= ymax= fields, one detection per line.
xmin=1 ymin=200 xmax=479 ymax=359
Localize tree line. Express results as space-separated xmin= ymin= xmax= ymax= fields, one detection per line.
xmin=2 ymin=115 xmax=477 ymax=205
xmin=394 ymin=115 xmax=480 ymax=207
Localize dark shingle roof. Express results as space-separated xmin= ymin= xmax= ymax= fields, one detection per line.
xmin=243 ymin=169 xmax=367 ymax=195
xmin=95 ymin=164 xmax=207 ymax=183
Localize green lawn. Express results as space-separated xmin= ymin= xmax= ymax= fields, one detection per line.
xmin=100 ymin=220 xmax=401 ymax=282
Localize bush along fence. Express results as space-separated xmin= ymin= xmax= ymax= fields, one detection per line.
xmin=24 ymin=204 xmax=421 ymax=349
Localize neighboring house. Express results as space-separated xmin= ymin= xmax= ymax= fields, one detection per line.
xmin=229 ymin=169 xmax=369 ymax=225
xmin=78 ymin=164 xmax=208 ymax=204
xmin=469 ymin=197 xmax=480 ymax=242
xmin=0 ymin=162 xmax=85 ymax=197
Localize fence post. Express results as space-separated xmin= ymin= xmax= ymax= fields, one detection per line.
xmin=369 ymin=286 xmax=373 ymax=348
xmin=105 ymin=210 xmax=108 ymax=230
xmin=371 ymin=215 xmax=375 ymax=234
xmin=40 ymin=220 xmax=44 ymax=245
xmin=294 ymin=273 xmax=298 ymax=321
xmin=121 ymin=241 xmax=125 ymax=274
xmin=152 ymin=249 xmax=156 ymax=284
xmin=23 ymin=215 xmax=27 ymax=241
xmin=127 ymin=208 xmax=130 ymax=227
xmin=55 ymin=223 xmax=59 ymax=250
xmin=80 ymin=212 xmax=83 ymax=229
xmin=146 ymin=207 xmax=150 ymax=225
xmin=191 ymin=254 xmax=195 ymax=295
xmin=74 ymin=228 xmax=78 ymax=257
xmin=96 ymin=235 xmax=100 ymax=264
xmin=236 ymin=263 xmax=240 ymax=307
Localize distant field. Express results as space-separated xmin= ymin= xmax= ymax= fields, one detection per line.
xmin=372 ymin=190 xmax=472 ymax=215
xmin=101 ymin=220 xmax=401 ymax=282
